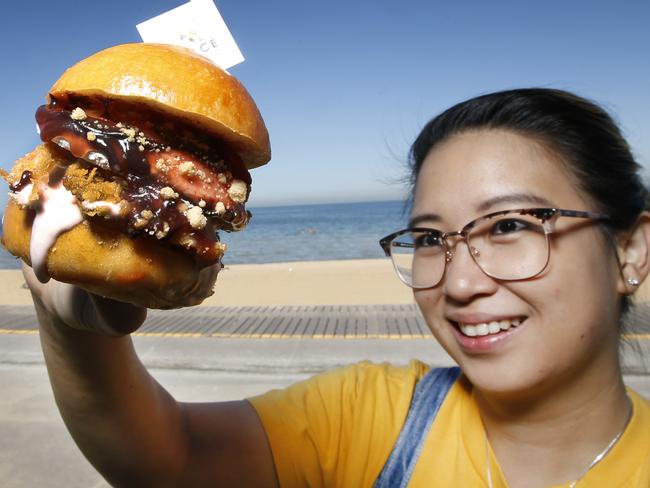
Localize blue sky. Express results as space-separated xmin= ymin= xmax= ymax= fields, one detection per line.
xmin=1 ymin=0 xmax=648 ymax=211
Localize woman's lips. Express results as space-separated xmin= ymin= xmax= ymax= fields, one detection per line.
xmin=448 ymin=316 xmax=527 ymax=353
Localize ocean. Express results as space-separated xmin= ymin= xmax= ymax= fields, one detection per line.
xmin=0 ymin=200 xmax=410 ymax=269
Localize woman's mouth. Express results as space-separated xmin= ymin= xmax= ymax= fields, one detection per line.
xmin=457 ymin=317 xmax=523 ymax=337
xmin=448 ymin=316 xmax=528 ymax=353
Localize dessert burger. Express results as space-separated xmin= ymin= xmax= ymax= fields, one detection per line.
xmin=1 ymin=43 xmax=270 ymax=309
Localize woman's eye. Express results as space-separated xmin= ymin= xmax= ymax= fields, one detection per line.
xmin=492 ymin=219 xmax=528 ymax=235
xmin=415 ymin=233 xmax=443 ymax=248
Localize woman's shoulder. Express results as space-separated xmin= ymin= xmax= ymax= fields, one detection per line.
xmin=247 ymin=359 xmax=447 ymax=419
xmin=251 ymin=359 xmax=432 ymax=403
xmin=338 ymin=358 xmax=432 ymax=383
xmin=319 ymin=359 xmax=455 ymax=398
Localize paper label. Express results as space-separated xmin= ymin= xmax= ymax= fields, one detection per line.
xmin=136 ymin=0 xmax=244 ymax=70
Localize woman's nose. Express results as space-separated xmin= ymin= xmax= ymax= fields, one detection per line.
xmin=441 ymin=241 xmax=498 ymax=302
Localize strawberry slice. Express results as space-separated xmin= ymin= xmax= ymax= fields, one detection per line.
xmin=147 ymin=149 xmax=244 ymax=208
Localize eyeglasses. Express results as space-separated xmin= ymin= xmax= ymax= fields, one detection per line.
xmin=379 ymin=208 xmax=610 ymax=289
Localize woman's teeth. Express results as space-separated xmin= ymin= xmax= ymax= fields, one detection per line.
xmin=458 ymin=318 xmax=521 ymax=337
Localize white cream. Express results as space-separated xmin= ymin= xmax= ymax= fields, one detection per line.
xmin=81 ymin=200 xmax=123 ymax=216
xmin=9 ymin=183 xmax=34 ymax=206
xmin=30 ymin=183 xmax=83 ymax=283
xmin=459 ymin=319 xmax=521 ymax=337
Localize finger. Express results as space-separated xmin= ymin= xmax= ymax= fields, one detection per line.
xmin=88 ymin=294 xmax=148 ymax=335
xmin=49 ymin=281 xmax=147 ymax=336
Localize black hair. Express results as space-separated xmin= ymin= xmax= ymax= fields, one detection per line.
xmin=409 ymin=88 xmax=648 ymax=314
xmin=410 ymin=88 xmax=648 ymax=229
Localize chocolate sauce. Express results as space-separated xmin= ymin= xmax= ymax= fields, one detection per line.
xmin=9 ymin=170 xmax=33 ymax=192
xmin=36 ymin=105 xmax=152 ymax=176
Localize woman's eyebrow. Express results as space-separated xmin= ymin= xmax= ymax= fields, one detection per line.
xmin=408 ymin=193 xmax=555 ymax=227
xmin=409 ymin=213 xmax=441 ymax=227
xmin=476 ymin=193 xmax=555 ymax=213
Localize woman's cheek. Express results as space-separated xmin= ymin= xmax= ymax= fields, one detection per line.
xmin=414 ymin=288 xmax=440 ymax=306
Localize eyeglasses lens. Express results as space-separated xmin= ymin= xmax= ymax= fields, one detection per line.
xmin=390 ymin=213 xmax=550 ymax=288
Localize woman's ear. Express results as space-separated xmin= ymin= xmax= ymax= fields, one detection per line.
xmin=617 ymin=211 xmax=650 ymax=295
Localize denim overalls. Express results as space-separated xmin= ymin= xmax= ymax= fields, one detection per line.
xmin=373 ymin=367 xmax=462 ymax=488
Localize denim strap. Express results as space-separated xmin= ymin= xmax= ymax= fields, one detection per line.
xmin=373 ymin=366 xmax=461 ymax=488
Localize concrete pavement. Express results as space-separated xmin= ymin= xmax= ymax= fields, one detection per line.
xmin=1 ymin=322 xmax=648 ymax=487
xmin=0 ymin=330 xmax=457 ymax=488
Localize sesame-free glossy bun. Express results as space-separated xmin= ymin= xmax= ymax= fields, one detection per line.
xmin=2 ymin=198 xmax=220 ymax=310
xmin=50 ymin=43 xmax=270 ymax=169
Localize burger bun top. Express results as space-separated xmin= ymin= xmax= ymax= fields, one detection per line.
xmin=49 ymin=43 xmax=270 ymax=169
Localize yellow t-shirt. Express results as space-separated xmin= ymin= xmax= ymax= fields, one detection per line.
xmin=248 ymin=360 xmax=650 ymax=487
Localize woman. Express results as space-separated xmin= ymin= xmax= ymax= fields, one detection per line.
xmin=25 ymin=88 xmax=650 ymax=487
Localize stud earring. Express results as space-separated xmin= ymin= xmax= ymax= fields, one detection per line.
xmin=627 ymin=277 xmax=640 ymax=287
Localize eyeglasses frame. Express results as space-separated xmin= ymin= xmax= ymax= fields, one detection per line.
xmin=379 ymin=207 xmax=611 ymax=289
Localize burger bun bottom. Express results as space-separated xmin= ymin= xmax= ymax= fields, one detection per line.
xmin=2 ymin=199 xmax=219 ymax=309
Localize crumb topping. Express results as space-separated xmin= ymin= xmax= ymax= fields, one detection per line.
xmin=160 ymin=186 xmax=179 ymax=200
xmin=228 ymin=180 xmax=248 ymax=203
xmin=70 ymin=107 xmax=87 ymax=120
xmin=179 ymin=161 xmax=197 ymax=176
xmin=156 ymin=158 xmax=170 ymax=173
xmin=133 ymin=217 xmax=149 ymax=230
xmin=119 ymin=127 xmax=137 ymax=142
xmin=155 ymin=222 xmax=171 ymax=240
xmin=185 ymin=205 xmax=208 ymax=229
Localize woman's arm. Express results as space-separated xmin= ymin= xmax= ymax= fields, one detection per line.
xmin=26 ymin=266 xmax=278 ymax=487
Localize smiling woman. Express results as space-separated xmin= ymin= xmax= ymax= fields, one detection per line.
xmin=370 ymin=89 xmax=650 ymax=487
xmin=23 ymin=88 xmax=650 ymax=488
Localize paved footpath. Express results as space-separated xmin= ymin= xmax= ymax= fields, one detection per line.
xmin=1 ymin=305 xmax=648 ymax=488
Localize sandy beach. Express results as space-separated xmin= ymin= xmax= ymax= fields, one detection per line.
xmin=3 ymin=258 xmax=650 ymax=307
xmin=0 ymin=258 xmax=416 ymax=307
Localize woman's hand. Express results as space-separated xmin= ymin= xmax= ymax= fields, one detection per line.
xmin=22 ymin=263 xmax=147 ymax=336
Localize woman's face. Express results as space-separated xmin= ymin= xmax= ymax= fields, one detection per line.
xmin=412 ymin=129 xmax=623 ymax=396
